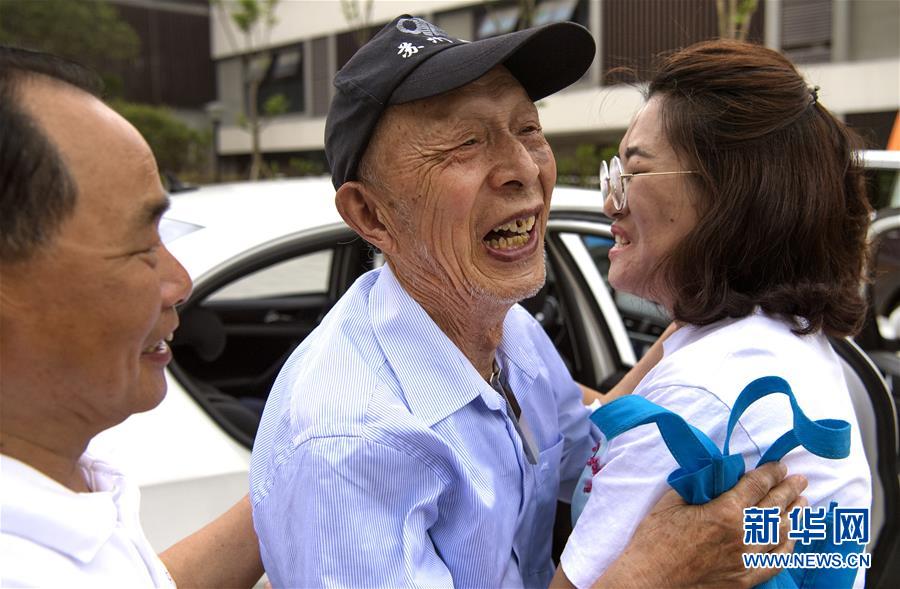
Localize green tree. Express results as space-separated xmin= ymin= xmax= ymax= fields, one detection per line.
xmin=113 ymin=101 xmax=209 ymax=181
xmin=716 ymin=0 xmax=759 ymax=41
xmin=287 ymin=155 xmax=327 ymax=177
xmin=340 ymin=0 xmax=374 ymax=49
xmin=555 ymin=143 xmax=619 ymax=188
xmin=213 ymin=0 xmax=284 ymax=180
xmin=0 ymin=0 xmax=139 ymax=96
xmin=1 ymin=1 xmax=210 ymax=182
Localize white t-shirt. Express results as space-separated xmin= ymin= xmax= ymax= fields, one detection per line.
xmin=0 ymin=453 xmax=175 ymax=588
xmin=560 ymin=312 xmax=872 ymax=588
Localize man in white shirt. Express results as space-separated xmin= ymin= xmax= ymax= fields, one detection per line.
xmin=0 ymin=46 xmax=262 ymax=587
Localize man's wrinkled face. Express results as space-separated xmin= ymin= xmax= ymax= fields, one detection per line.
xmin=369 ymin=66 xmax=556 ymax=306
xmin=0 ymin=78 xmax=192 ymax=431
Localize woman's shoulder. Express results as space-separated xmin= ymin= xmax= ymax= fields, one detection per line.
xmin=641 ymin=312 xmax=843 ymax=408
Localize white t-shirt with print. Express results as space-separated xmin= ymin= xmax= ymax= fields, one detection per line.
xmin=560 ymin=311 xmax=872 ymax=588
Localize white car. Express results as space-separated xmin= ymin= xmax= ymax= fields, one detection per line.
xmin=92 ymin=156 xmax=900 ymax=585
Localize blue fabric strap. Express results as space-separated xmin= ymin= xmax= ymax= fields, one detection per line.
xmin=587 ymin=376 xmax=857 ymax=588
xmin=722 ymin=376 xmax=851 ymax=463
xmin=590 ymin=394 xmax=719 ymax=472
xmin=590 ymin=395 xmax=741 ymax=503
xmin=590 ymin=376 xmax=851 ymax=505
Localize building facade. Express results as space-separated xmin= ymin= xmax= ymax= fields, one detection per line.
xmin=210 ymin=0 xmax=900 ymax=174
xmin=111 ymin=0 xmax=215 ymax=125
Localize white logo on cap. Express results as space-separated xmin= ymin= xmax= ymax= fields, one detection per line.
xmin=397 ymin=42 xmax=424 ymax=58
xmin=396 ymin=17 xmax=451 ymax=39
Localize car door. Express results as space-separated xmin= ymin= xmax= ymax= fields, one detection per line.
xmin=543 ymin=212 xmax=649 ymax=379
xmin=858 ymin=207 xmax=900 ymax=404
xmin=170 ymin=226 xmax=375 ymax=447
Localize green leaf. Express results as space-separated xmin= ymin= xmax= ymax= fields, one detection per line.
xmin=112 ymin=101 xmax=209 ymax=175
xmin=263 ymin=93 xmax=289 ymax=117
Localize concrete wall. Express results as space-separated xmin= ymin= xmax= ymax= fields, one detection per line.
xmin=216 ymin=57 xmax=244 ymax=127
xmin=849 ymin=0 xmax=900 ymax=62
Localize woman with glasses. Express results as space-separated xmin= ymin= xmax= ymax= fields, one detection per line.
xmin=555 ymin=40 xmax=872 ymax=588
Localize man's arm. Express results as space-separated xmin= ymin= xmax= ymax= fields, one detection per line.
xmin=254 ymin=436 xmax=452 ymax=587
xmin=550 ymin=462 xmax=807 ymax=589
xmin=159 ymin=495 xmax=264 ymax=589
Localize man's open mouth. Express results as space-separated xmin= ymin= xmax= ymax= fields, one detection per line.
xmin=483 ymin=215 xmax=537 ymax=250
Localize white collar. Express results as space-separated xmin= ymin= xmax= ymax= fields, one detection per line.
xmin=1 ymin=453 xmax=119 ymax=563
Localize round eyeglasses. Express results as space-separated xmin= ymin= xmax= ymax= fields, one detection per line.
xmin=599 ymin=156 xmax=698 ymax=211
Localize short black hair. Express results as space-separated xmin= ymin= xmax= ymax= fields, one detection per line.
xmin=0 ymin=45 xmax=102 ymax=262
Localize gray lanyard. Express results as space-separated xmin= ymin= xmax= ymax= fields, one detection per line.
xmin=490 ymin=360 xmax=539 ymax=465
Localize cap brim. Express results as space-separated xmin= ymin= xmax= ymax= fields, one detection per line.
xmin=389 ymin=21 xmax=595 ymax=105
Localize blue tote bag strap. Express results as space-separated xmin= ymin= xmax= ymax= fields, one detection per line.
xmin=589 ymin=376 xmax=852 ymax=504
xmin=722 ymin=376 xmax=852 ymax=466
xmin=590 ymin=394 xmax=719 ymax=470
xmin=587 ymin=376 xmax=859 ymax=589
xmin=590 ymin=394 xmax=744 ymax=504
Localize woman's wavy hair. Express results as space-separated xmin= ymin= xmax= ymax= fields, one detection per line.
xmin=648 ymin=40 xmax=871 ymax=337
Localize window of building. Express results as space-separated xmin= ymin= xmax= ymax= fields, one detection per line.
xmin=433 ymin=9 xmax=475 ymax=40
xmin=781 ymin=0 xmax=832 ymax=64
xmin=336 ymin=27 xmax=378 ymax=72
xmin=533 ymin=0 xmax=581 ymax=26
xmin=254 ymin=45 xmax=305 ymax=115
xmin=477 ymin=4 xmax=521 ymax=39
xmin=601 ymin=0 xmax=764 ymax=84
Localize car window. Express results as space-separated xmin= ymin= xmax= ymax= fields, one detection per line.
xmin=172 ymin=238 xmax=375 ymax=448
xmin=207 ymin=250 xmax=333 ymax=301
xmin=867 ymin=168 xmax=900 ymax=210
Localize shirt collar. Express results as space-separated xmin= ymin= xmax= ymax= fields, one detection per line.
xmin=1 ymin=453 xmax=118 ymax=563
xmin=369 ymin=265 xmax=539 ymax=426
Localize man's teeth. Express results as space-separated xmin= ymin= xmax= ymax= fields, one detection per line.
xmin=488 ymin=234 xmax=530 ymax=249
xmin=486 ymin=215 xmax=536 ymax=250
xmin=491 ymin=215 xmax=536 ymax=235
xmin=615 ymin=235 xmax=631 ymax=246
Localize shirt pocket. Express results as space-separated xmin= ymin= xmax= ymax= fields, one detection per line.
xmin=522 ymin=434 xmax=565 ymax=582
xmin=534 ymin=433 xmax=565 ymax=491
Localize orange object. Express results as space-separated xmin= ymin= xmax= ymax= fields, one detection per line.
xmin=888 ymin=111 xmax=900 ymax=151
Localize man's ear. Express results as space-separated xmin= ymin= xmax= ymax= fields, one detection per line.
xmin=334 ymin=181 xmax=397 ymax=254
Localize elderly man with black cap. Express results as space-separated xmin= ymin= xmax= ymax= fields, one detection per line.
xmin=250 ymin=16 xmax=804 ymax=588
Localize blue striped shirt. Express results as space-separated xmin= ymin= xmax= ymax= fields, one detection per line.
xmin=250 ymin=265 xmax=596 ymax=588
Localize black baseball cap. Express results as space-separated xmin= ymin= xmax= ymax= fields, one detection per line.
xmin=324 ymin=14 xmax=596 ymax=189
